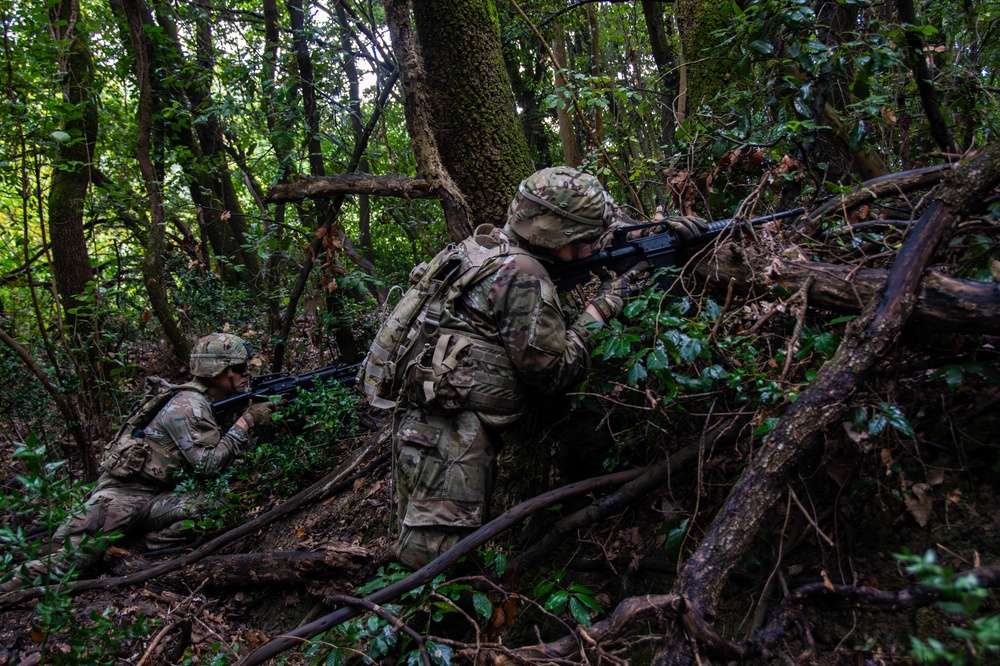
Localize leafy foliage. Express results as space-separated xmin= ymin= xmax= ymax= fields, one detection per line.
xmin=896 ymin=550 xmax=1000 ymax=665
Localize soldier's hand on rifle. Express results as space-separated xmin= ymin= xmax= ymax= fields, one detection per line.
xmin=241 ymin=400 xmax=280 ymax=429
xmin=589 ymin=261 xmax=650 ymax=321
xmin=662 ymin=215 xmax=709 ymax=242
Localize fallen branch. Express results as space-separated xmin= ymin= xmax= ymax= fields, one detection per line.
xmin=266 ymin=173 xmax=438 ymax=203
xmin=239 ymin=466 xmax=650 ymax=665
xmin=652 ymin=142 xmax=1000 ymax=665
xmin=509 ymin=443 xmax=700 ymax=577
xmin=159 ymin=547 xmax=370 ymax=589
xmin=694 ymin=248 xmax=1000 ymax=335
xmin=793 ymin=163 xmax=957 ymax=240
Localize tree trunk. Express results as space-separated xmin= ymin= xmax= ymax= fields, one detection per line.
xmin=120 ymin=0 xmax=191 ymax=366
xmin=896 ymin=0 xmax=956 ymax=154
xmin=411 ymin=0 xmax=533 ymax=230
xmin=553 ymin=29 xmax=581 ymax=167
xmin=641 ymin=0 xmax=678 ymax=151
xmin=674 ymin=0 xmax=735 ymax=117
xmin=384 ymin=0 xmax=472 ymax=241
xmin=46 ymin=0 xmax=97 ymax=337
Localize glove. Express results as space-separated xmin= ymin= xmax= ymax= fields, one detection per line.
xmin=589 ymin=262 xmax=650 ymax=320
xmin=241 ymin=400 xmax=280 ymax=429
xmin=663 ymin=215 xmax=709 ymax=242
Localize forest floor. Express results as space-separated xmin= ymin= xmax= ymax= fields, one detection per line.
xmin=2 ymin=334 xmax=998 ymax=665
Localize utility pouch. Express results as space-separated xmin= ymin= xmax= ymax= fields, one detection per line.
xmin=405 ymin=333 xmax=522 ymax=415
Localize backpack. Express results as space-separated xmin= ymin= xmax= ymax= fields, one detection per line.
xmin=100 ymin=377 xmax=201 ymax=480
xmin=358 ymin=233 xmax=529 ymax=410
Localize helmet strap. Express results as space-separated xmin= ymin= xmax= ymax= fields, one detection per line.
xmin=518 ymin=180 xmax=609 ymax=226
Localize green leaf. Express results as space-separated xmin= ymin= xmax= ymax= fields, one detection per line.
xmin=427 ymin=641 xmax=454 ymax=665
xmin=544 ymin=590 xmax=569 ymax=614
xmin=569 ymin=596 xmax=592 ymax=626
xmin=627 ymin=361 xmax=648 ymax=386
xmin=472 ymin=591 xmax=491 ymax=618
xmin=51 ymin=130 xmax=71 ymax=142
xmin=749 ymin=39 xmax=774 ymax=55
xmin=646 ymin=347 xmax=670 ymax=371
xmin=878 ymin=402 xmax=915 ymax=437
xmin=933 ymin=365 xmax=964 ymax=388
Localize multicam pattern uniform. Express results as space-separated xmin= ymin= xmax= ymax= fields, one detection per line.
xmin=394 ymin=224 xmax=599 ymax=569
xmin=8 ymin=379 xmax=248 ymax=585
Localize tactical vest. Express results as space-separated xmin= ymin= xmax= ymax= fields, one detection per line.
xmin=359 ymin=229 xmax=530 ymax=413
xmin=100 ymin=377 xmax=202 ymax=481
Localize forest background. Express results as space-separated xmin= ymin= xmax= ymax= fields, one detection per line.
xmin=1 ymin=0 xmax=999 ymax=664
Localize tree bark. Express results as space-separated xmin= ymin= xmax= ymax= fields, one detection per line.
xmin=120 ymin=0 xmax=190 ymax=366
xmin=384 ymin=0 xmax=473 ymax=241
xmin=410 ymin=0 xmax=533 ymax=231
xmin=674 ymin=0 xmax=735 ymax=118
xmin=45 ymin=0 xmax=97 ymax=337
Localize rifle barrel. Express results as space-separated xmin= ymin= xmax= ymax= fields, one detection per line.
xmin=211 ymin=362 xmax=361 ymax=415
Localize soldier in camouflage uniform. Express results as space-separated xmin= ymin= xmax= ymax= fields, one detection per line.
xmin=1 ymin=333 xmax=279 ymax=592
xmin=386 ymin=167 xmax=648 ymax=569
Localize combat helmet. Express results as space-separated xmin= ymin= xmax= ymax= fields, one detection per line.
xmin=190 ymin=333 xmax=254 ymax=378
xmin=505 ymin=166 xmax=613 ymax=250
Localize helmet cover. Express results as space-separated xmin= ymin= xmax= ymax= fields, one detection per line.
xmin=505 ymin=167 xmax=613 ymax=250
xmin=190 ymin=333 xmax=254 ymax=378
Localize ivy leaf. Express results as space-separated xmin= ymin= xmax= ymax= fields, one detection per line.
xmin=627 ymin=361 xmax=648 ymax=386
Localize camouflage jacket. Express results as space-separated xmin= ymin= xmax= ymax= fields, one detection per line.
xmin=431 ymin=224 xmax=597 ymax=416
xmin=137 ymin=378 xmax=249 ymax=485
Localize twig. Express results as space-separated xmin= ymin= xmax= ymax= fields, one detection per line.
xmin=707 ymin=277 xmax=735 ymax=344
xmin=787 ymin=487 xmax=834 ymax=547
xmin=326 ymin=594 xmax=431 ymax=666
xmin=779 ymin=277 xmax=813 ymax=385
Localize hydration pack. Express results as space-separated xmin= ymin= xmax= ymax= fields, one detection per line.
xmin=358 ymin=232 xmax=529 ymax=410
xmin=100 ymin=377 xmax=200 ymax=480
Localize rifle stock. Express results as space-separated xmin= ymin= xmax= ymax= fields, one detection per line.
xmin=212 ymin=362 xmax=361 ymax=416
xmin=549 ymin=207 xmax=805 ymax=290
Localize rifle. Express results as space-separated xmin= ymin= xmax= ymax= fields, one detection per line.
xmin=212 ymin=362 xmax=361 ymax=416
xmin=549 ymin=207 xmax=805 ymax=290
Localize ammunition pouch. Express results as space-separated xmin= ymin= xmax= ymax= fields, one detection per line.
xmin=404 ymin=333 xmax=522 ymax=415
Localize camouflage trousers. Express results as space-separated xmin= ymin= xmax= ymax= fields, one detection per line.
xmin=393 ymin=406 xmax=497 ymax=570
xmin=2 ymin=473 xmax=218 ymax=590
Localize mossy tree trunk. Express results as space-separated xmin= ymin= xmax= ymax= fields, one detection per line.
xmin=411 ymin=0 xmax=534 ymax=231
xmin=674 ymin=0 xmax=736 ymax=121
